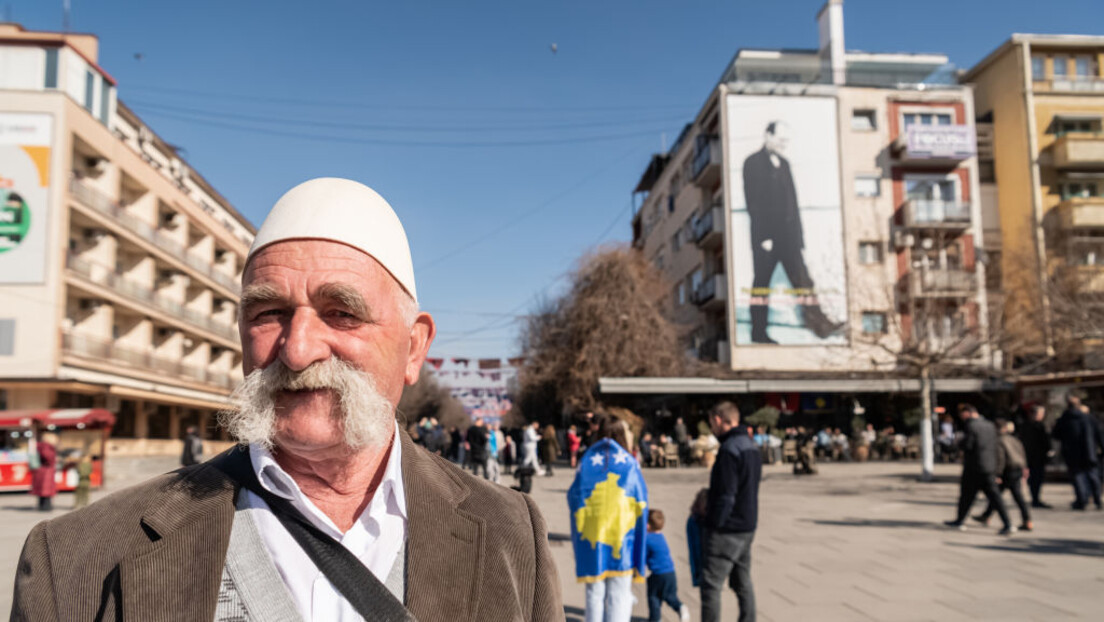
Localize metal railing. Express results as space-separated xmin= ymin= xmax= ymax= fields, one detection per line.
xmin=692 ymin=274 xmax=725 ymax=305
xmin=1036 ymin=76 xmax=1104 ymax=93
xmin=692 ymin=135 xmax=720 ymax=180
xmin=691 ymin=207 xmax=717 ymax=242
xmin=914 ymin=269 xmax=976 ymax=295
xmin=904 ymin=200 xmax=971 ymax=226
xmin=68 ymin=178 xmax=241 ymax=295
xmin=66 ymin=252 xmax=238 ymax=342
xmin=62 ymin=332 xmax=235 ymax=390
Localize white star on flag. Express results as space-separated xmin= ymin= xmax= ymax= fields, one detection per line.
xmin=590 ymin=454 xmax=605 ymax=467
xmin=612 ymin=451 xmax=631 ymax=465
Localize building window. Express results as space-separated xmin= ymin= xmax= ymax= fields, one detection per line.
xmin=690 ymin=268 xmax=703 ymax=292
xmin=99 ymin=82 xmax=112 ymax=125
xmin=44 ymin=48 xmax=58 ymax=88
xmin=855 ymin=174 xmax=880 ymax=197
xmin=671 ymin=227 xmax=682 ymax=252
xmin=1062 ymin=182 xmax=1100 ymax=200
xmin=1075 ymin=55 xmax=1095 ymax=78
xmin=862 ymin=312 xmax=887 ymax=334
xmin=851 ymin=109 xmax=876 ymax=131
xmin=667 ymin=194 xmax=676 ymax=214
xmin=83 ymin=71 xmax=95 ymax=111
xmin=1053 ymin=55 xmax=1069 ymax=77
xmin=1056 ymin=117 xmax=1101 ymax=135
xmin=1031 ymin=54 xmax=1046 ymax=81
xmin=677 ymin=282 xmax=686 ymax=306
xmin=858 ymin=242 xmax=883 ymax=265
xmin=903 ymin=112 xmax=952 ymax=128
xmin=905 ymin=176 xmax=958 ymax=202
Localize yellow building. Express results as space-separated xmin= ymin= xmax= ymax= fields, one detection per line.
xmin=0 ymin=24 xmax=254 ymax=454
xmin=966 ymin=35 xmax=1104 ymax=368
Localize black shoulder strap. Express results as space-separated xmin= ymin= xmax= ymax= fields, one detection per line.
xmin=212 ymin=447 xmax=416 ymax=622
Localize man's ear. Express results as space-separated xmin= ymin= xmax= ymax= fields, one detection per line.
xmin=404 ymin=312 xmax=436 ymax=385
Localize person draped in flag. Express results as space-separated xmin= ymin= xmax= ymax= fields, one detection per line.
xmin=568 ymin=416 xmax=649 ymax=622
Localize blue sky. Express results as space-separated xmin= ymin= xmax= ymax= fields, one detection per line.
xmin=10 ymin=0 xmax=1104 ymax=358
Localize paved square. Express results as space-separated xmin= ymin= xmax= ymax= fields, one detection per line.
xmin=0 ymin=458 xmax=1100 ymax=620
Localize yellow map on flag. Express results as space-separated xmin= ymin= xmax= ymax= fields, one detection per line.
xmin=574 ymin=472 xmax=647 ymax=559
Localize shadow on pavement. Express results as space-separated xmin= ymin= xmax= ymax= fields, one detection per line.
xmin=891 ymin=497 xmax=956 ymax=507
xmin=949 ymin=538 xmax=1104 ymax=557
xmin=875 ymin=472 xmax=961 ymax=484
xmin=806 ymin=517 xmax=944 ymax=530
xmin=564 ymin=605 xmax=649 ymax=622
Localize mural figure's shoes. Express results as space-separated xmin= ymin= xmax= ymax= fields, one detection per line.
xmin=804 ymin=305 xmax=844 ymax=339
xmin=751 ymin=331 xmax=778 ymax=345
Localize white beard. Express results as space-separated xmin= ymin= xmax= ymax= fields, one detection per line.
xmin=218 ymin=356 xmax=394 ymax=451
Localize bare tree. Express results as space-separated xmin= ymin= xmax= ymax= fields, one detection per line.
xmin=515 ymin=246 xmax=685 ymax=421
xmin=398 ymin=366 xmax=470 ymax=430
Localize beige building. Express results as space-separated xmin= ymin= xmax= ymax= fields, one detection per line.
xmin=627 ymin=0 xmax=988 ymax=395
xmin=0 ymin=24 xmax=254 ymax=453
xmin=965 ymin=35 xmax=1104 ymax=370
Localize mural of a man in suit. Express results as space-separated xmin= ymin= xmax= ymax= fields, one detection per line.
xmin=743 ymin=121 xmax=841 ymax=344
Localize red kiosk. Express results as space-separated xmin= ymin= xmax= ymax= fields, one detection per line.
xmin=0 ymin=409 xmax=115 ymax=492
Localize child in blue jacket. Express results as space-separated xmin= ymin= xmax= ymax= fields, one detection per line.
xmin=646 ymin=509 xmax=690 ymax=622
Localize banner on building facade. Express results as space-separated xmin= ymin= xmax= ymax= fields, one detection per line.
xmin=432 ymin=357 xmax=518 ymax=425
xmin=0 ymin=112 xmax=52 ymax=284
xmin=725 ymin=95 xmax=848 ymax=346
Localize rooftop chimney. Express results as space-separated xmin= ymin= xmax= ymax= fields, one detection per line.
xmin=817 ymin=0 xmax=845 ymax=85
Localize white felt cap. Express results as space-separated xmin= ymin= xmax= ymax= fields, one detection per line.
xmin=247 ymin=178 xmax=417 ymax=301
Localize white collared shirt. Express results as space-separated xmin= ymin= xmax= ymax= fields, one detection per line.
xmin=242 ymin=422 xmax=407 ymax=622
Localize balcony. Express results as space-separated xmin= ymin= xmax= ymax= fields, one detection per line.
xmin=68 ymin=178 xmax=242 ymax=295
xmin=901 ymin=200 xmax=971 ymax=229
xmin=66 ymin=252 xmax=239 ymax=344
xmin=892 ymin=125 xmax=976 ymax=164
xmin=903 ymin=269 xmax=977 ymax=298
xmin=62 ymin=332 xmax=235 ymax=390
xmin=698 ymin=337 xmax=731 ymax=366
xmin=691 ymin=274 xmax=727 ymax=310
xmin=691 ymin=204 xmax=724 ymax=248
xmin=1035 ymin=76 xmax=1104 ymax=93
xmin=1056 ymin=197 xmax=1104 ymax=229
xmin=691 ymin=135 xmax=722 ymax=188
xmin=1052 ymin=134 xmax=1104 ymax=169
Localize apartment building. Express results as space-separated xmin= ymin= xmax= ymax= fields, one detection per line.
xmin=965 ymin=35 xmax=1104 ymax=369
xmin=617 ymin=0 xmax=989 ymax=412
xmin=0 ymin=24 xmax=254 ymax=451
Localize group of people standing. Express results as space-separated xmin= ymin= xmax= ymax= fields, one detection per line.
xmin=568 ymin=403 xmax=761 ymax=622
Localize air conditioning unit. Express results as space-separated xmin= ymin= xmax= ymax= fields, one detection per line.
xmin=84 ymin=157 xmax=108 ymax=177
xmin=182 ymin=337 xmax=194 ymax=348
xmin=79 ymin=299 xmax=102 ymax=310
xmin=83 ymin=228 xmax=107 ymax=243
xmin=159 ymin=269 xmax=176 ymax=282
xmin=157 ymin=327 xmax=175 ymax=338
xmin=892 ymin=230 xmax=915 ymax=249
xmin=214 ymin=249 xmax=228 ymax=262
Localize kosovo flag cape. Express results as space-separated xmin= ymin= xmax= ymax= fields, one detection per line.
xmin=567 ymin=438 xmax=648 ymax=583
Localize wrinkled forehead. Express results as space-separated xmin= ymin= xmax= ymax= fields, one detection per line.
xmin=242 ymin=238 xmax=407 ymax=301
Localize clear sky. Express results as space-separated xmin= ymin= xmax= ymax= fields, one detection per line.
xmin=9 ymin=0 xmax=1104 ymax=358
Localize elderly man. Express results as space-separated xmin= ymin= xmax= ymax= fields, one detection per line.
xmin=11 ymin=179 xmax=561 ymax=621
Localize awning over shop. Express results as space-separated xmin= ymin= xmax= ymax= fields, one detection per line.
xmin=598 ymin=377 xmax=1001 ymax=395
xmin=0 ymin=408 xmax=116 ymax=429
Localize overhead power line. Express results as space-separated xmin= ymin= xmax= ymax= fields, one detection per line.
xmin=126 ymin=83 xmax=693 ymax=114
xmin=126 ymin=99 xmax=689 ymax=134
xmin=133 ymin=107 xmax=670 ymax=148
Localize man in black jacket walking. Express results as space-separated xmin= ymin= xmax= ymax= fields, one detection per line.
xmin=1018 ymin=404 xmax=1051 ymax=508
xmin=1052 ymin=392 xmax=1104 ymax=510
xmin=945 ymin=404 xmax=1013 ymax=534
xmin=702 ymin=402 xmax=762 ymax=622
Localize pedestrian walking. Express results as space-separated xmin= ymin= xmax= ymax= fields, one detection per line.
xmin=181 ymin=425 xmax=203 ymax=467
xmin=644 ymin=509 xmax=691 ymax=622
xmin=30 ymin=432 xmax=59 ymax=512
xmin=674 ymin=417 xmax=689 ymax=466
xmin=542 ymin=423 xmax=560 ymax=476
xmin=466 ymin=417 xmax=491 ymax=479
xmin=567 ymin=424 xmax=582 ymax=468
xmin=686 ymin=488 xmax=709 ymax=589
xmin=522 ymin=420 xmax=542 ymax=472
xmin=568 ymin=416 xmax=648 ymax=622
xmin=1018 ymin=404 xmax=1052 ymax=508
xmin=945 ymin=404 xmax=1014 ymax=534
xmin=73 ymin=452 xmax=93 ymax=510
xmin=973 ymin=420 xmax=1033 ymax=531
xmin=1051 ymin=392 xmax=1103 ymax=510
xmin=701 ymin=402 xmax=761 ymax=622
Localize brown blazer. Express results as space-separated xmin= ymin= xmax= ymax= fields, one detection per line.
xmin=10 ymin=432 xmax=563 ymax=621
